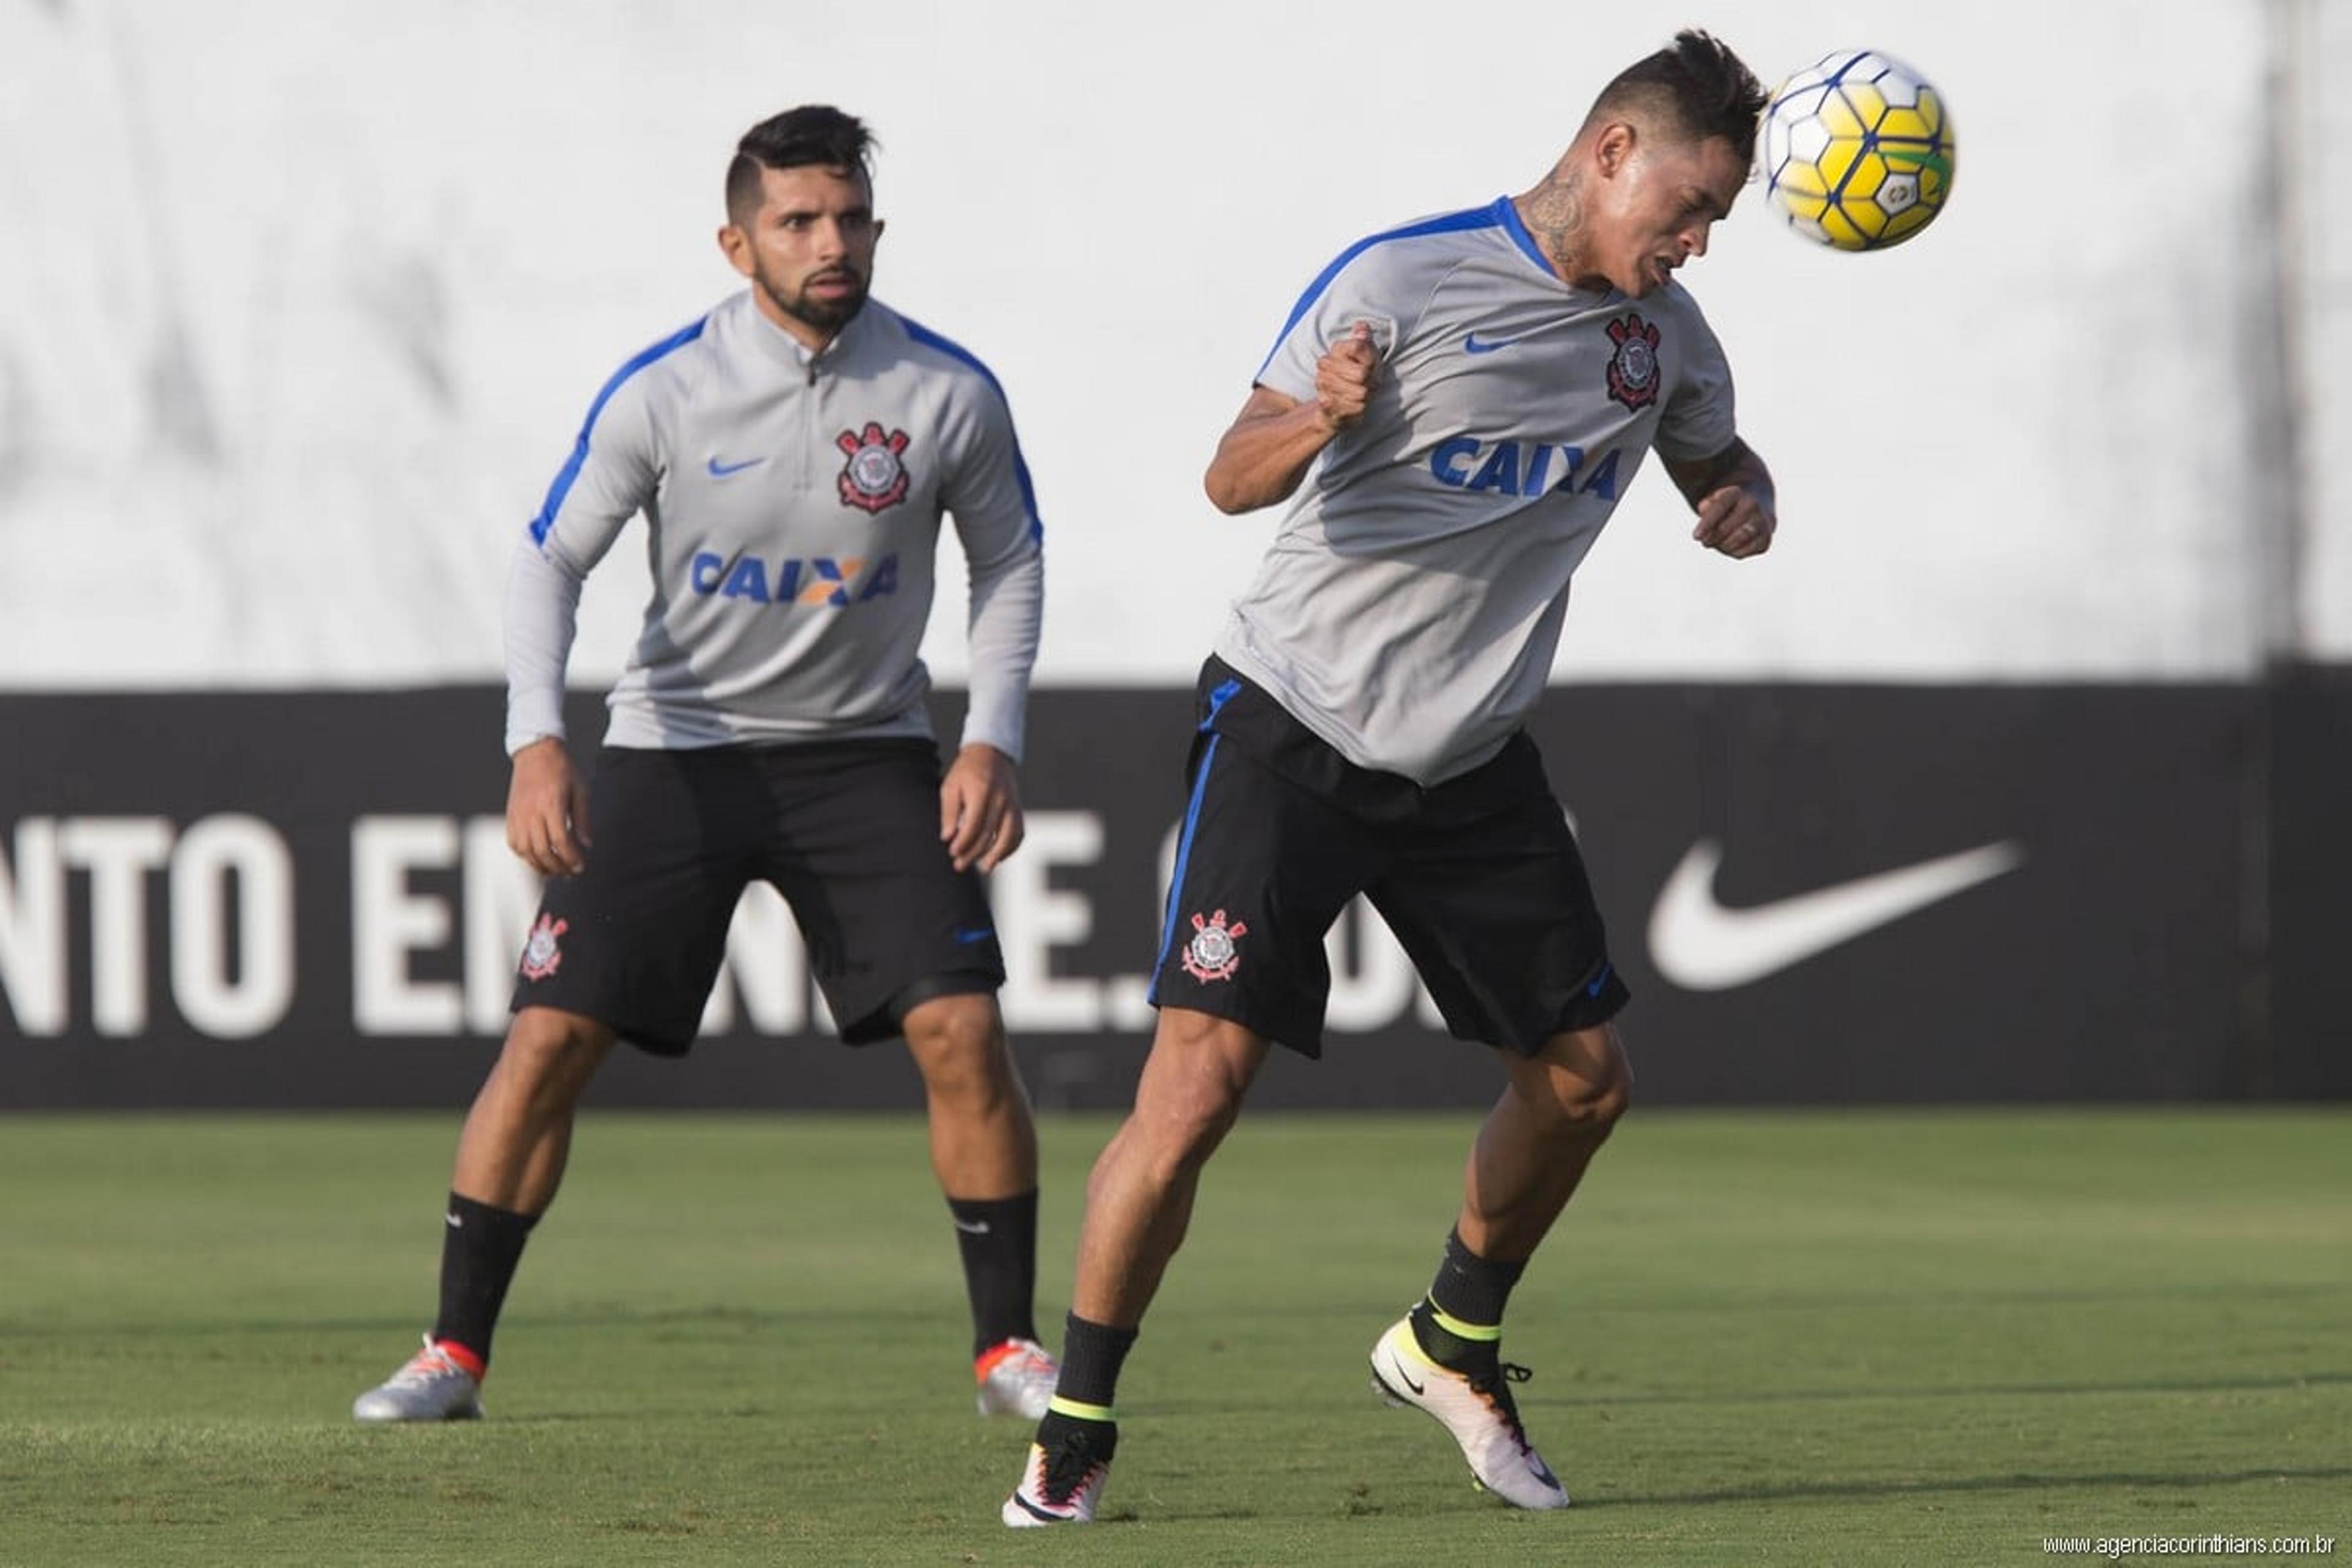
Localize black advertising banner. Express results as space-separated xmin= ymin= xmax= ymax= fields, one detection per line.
xmin=0 ymin=680 xmax=2312 ymax=1109
xmin=2267 ymin=665 xmax=2352 ymax=1099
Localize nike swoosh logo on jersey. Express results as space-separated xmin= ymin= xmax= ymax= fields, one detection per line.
xmin=1462 ymin=332 xmax=1518 ymax=354
xmin=1647 ymin=838 xmax=2025 ymax=990
xmin=954 ymin=925 xmax=996 ymax=944
xmin=706 ymin=455 xmax=765 ymax=478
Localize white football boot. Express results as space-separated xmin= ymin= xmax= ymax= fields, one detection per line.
xmin=1001 ymin=1422 xmax=1114 ymax=1526
xmin=352 ymin=1336 xmax=485 ymax=1423
xmin=1368 ymin=1316 xmax=1569 ymax=1509
xmin=974 ymin=1336 xmax=1059 ymax=1419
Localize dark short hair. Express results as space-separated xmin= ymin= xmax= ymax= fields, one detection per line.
xmin=1589 ymin=29 xmax=1766 ymax=165
xmin=725 ymin=105 xmax=875 ymax=224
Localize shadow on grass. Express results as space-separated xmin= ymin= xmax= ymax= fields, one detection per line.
xmin=1594 ymin=1463 xmax=2352 ymax=1509
xmin=0 ymin=1302 xmax=944 ymax=1340
xmin=1099 ymin=1461 xmax=2352 ymax=1526
xmin=1578 ymin=1368 xmax=2352 ymax=1408
xmin=1137 ymin=1368 xmax=2352 ymax=1420
xmin=17 ymin=1281 xmax=2346 ymax=1342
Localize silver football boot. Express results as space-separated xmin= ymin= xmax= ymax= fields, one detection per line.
xmin=352 ymin=1336 xmax=484 ymax=1423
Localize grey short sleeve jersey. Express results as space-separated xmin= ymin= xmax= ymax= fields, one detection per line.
xmin=505 ymin=291 xmax=1045 ymax=758
xmin=1213 ymin=196 xmax=1736 ymax=785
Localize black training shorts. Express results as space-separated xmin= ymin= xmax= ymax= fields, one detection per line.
xmin=1146 ymin=658 xmax=1630 ymax=1057
xmin=510 ymin=739 xmax=1003 ymax=1054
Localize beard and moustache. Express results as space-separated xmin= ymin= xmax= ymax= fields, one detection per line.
xmin=758 ymin=262 xmax=869 ymax=336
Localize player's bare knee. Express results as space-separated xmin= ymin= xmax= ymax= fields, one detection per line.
xmin=1128 ymin=1068 xmax=1250 ymax=1180
xmin=903 ymin=995 xmax=1016 ymax=1101
xmin=1523 ymin=1025 xmax=1632 ymax=1142
xmin=916 ymin=1050 xmax=1022 ymax=1118
xmin=1094 ymin=1092 xmax=1239 ymax=1211
xmin=1158 ymin=1089 xmax=1248 ymax=1172
xmin=1085 ymin=1009 xmax=1261 ymax=1204
xmin=903 ymin=991 xmax=1003 ymax=1051
xmin=490 ymin=1008 xmax=611 ymax=1112
xmin=1563 ymin=1062 xmax=1632 ymax=1140
xmin=502 ymin=1008 xmax=606 ymax=1071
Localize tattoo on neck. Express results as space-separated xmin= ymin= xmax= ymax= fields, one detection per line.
xmin=1521 ymin=172 xmax=1585 ymax=273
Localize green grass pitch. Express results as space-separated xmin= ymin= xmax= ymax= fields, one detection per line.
xmin=1 ymin=1108 xmax=2344 ymax=1566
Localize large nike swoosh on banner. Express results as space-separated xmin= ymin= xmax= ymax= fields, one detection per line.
xmin=1647 ymin=838 xmax=2026 ymax=991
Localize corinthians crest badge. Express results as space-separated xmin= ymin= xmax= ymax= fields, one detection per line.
xmin=1604 ymin=312 xmax=1662 ymax=410
xmin=836 ymin=421 xmax=912 ymax=514
xmin=1181 ymin=908 xmax=1248 ymax=983
xmin=518 ymin=913 xmax=568 ymax=981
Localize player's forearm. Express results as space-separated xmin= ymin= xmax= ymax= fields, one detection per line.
xmin=502 ymin=533 xmax=586 ymax=755
xmin=960 ymin=541 xmax=1042 ymax=761
xmin=1204 ymin=400 xmax=1340 ymax=514
xmin=1667 ymin=435 xmax=1774 ymax=514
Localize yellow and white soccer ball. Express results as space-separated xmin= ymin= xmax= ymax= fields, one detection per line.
xmin=1759 ymin=49 xmax=1955 ymax=251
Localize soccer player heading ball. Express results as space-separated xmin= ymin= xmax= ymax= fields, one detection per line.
xmin=354 ymin=105 xmax=1059 ymax=1428
xmin=1004 ymin=31 xmax=1776 ymax=1525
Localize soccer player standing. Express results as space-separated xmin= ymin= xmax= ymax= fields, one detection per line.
xmin=355 ymin=106 xmax=1058 ymax=1425
xmin=1004 ymin=32 xmax=1775 ymax=1523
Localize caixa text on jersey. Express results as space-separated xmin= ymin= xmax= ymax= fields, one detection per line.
xmin=688 ymin=551 xmax=901 ymax=607
xmin=1427 ymin=440 xmax=1627 ymax=499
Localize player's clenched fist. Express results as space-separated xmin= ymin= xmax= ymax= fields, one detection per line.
xmin=1314 ymin=321 xmax=1381 ymax=431
xmin=1691 ymin=482 xmax=1776 ymax=560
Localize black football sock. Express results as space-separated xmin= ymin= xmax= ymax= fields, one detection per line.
xmin=948 ymin=1189 xmax=1041 ymax=1357
xmin=1033 ymin=1406 xmax=1120 ymax=1467
xmin=1408 ymin=1227 xmax=1527 ymax=1375
xmin=431 ymin=1193 xmax=539 ymax=1371
xmin=1047 ymin=1313 xmax=1138 ymax=1422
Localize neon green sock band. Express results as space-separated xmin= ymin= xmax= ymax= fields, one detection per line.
xmin=1428 ymin=1302 xmax=1502 ymax=1342
xmin=1048 ymin=1395 xmax=1115 ymax=1423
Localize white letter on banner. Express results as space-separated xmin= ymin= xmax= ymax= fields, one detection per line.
xmin=170 ymin=815 xmax=295 ymax=1038
xmin=59 ymin=817 xmax=173 ymax=1036
xmin=352 ymin=816 xmax=461 ymax=1034
xmin=995 ymin=812 xmax=1104 ymax=1031
xmin=0 ymin=818 xmax=67 ymax=1035
xmin=463 ymin=816 xmax=542 ymax=1036
xmin=701 ymin=883 xmax=809 ymax=1035
xmin=1323 ymin=896 xmax=1419 ymax=1031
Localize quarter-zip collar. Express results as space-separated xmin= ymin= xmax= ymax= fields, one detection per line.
xmin=741 ymin=292 xmax=872 ymax=380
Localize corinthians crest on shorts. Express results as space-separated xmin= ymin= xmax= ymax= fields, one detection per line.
xmin=1181 ymin=909 xmax=1247 ymax=983
xmin=837 ymin=421 xmax=913 ymax=514
xmin=518 ymin=913 xmax=568 ymax=981
xmin=1604 ymin=312 xmax=1662 ymax=410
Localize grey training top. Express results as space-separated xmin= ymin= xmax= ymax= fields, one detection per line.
xmin=1215 ymin=196 xmax=1736 ymax=785
xmin=505 ymin=290 xmax=1045 ymax=758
